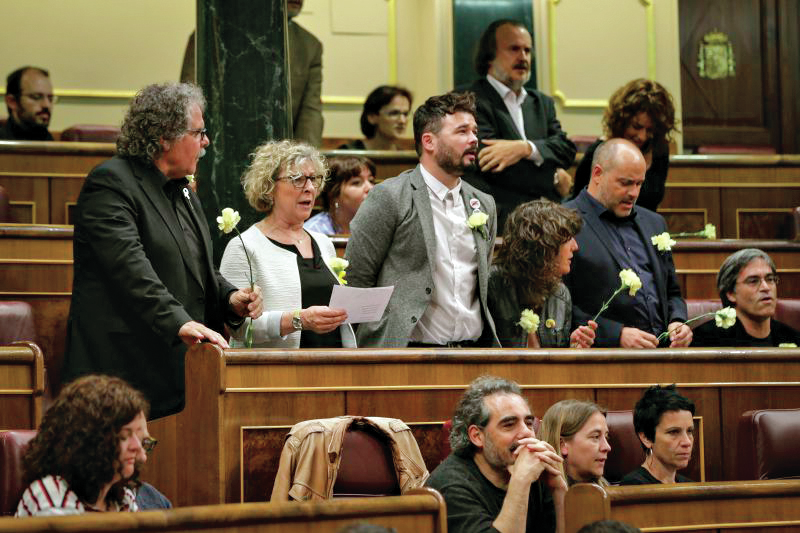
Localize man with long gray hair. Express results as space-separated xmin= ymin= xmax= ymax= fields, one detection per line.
xmin=427 ymin=376 xmax=566 ymax=533
xmin=62 ymin=82 xmax=263 ymax=419
xmin=693 ymin=248 xmax=799 ymax=347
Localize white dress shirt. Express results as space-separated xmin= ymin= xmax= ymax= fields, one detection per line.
xmin=410 ymin=165 xmax=483 ymax=344
xmin=486 ymin=74 xmax=544 ymax=166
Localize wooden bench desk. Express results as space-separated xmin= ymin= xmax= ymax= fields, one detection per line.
xmin=143 ymin=345 xmax=800 ymax=508
xmin=0 ymin=342 xmax=44 ymax=430
xmin=0 ymin=488 xmax=446 ymax=533
xmin=565 ymin=479 xmax=800 ymax=532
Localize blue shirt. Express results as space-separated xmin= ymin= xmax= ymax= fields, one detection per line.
xmin=584 ymin=193 xmax=665 ymax=337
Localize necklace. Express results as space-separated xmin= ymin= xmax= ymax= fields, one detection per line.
xmin=261 ymin=220 xmax=306 ymax=245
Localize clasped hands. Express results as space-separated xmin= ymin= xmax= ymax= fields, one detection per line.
xmin=178 ymin=285 xmax=263 ymax=348
xmin=620 ymin=322 xmax=692 ymax=349
xmin=507 ymin=437 xmax=567 ymax=492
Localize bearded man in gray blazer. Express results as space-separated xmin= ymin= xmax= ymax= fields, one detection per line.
xmin=346 ymin=91 xmax=500 ymax=348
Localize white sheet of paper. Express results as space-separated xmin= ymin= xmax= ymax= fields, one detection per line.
xmin=328 ymin=285 xmax=394 ymax=324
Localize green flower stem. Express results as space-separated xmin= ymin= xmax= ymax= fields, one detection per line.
xmin=671 ymin=231 xmax=706 ymax=238
xmin=655 ymin=311 xmax=716 ymax=343
xmin=234 ymin=227 xmax=255 ymax=348
xmin=592 ymin=285 xmax=625 ymax=323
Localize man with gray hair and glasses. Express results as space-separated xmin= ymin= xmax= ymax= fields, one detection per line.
xmin=693 ymin=248 xmax=799 ymax=347
xmin=62 ymin=82 xmax=263 ymax=419
xmin=427 ymin=376 xmax=566 ymax=533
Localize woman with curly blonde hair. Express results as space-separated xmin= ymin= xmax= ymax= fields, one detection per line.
xmin=220 ymin=140 xmax=356 ymax=348
xmin=17 ymin=375 xmax=152 ymax=516
xmin=488 ymin=199 xmax=596 ymax=347
xmin=571 ymin=79 xmax=678 ymax=211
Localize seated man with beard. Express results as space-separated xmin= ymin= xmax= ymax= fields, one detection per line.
xmin=427 ymin=376 xmax=567 ymax=533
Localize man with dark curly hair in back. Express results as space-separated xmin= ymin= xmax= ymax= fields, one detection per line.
xmin=62 ymin=83 xmax=263 ymax=419
xmin=16 ymin=375 xmax=151 ymax=515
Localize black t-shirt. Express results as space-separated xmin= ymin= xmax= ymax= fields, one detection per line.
xmin=692 ymin=318 xmax=800 ymax=347
xmin=619 ymin=466 xmax=692 ymax=485
xmin=426 ymin=454 xmax=556 ymax=533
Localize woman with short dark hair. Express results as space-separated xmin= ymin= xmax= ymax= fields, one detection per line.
xmin=304 ymin=156 xmax=375 ymax=235
xmin=17 ymin=375 xmax=152 ymax=516
xmin=620 ymin=384 xmax=695 ymax=485
xmin=340 ymin=85 xmax=413 ymax=151
xmin=489 ymin=199 xmax=597 ymax=347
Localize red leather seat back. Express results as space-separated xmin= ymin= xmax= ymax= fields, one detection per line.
xmin=0 ymin=430 xmax=37 ymax=516
xmin=333 ymin=423 xmax=400 ymax=497
xmin=686 ymin=299 xmax=800 ymax=332
xmin=738 ymin=409 xmax=800 ymax=480
xmin=0 ymin=302 xmax=36 ymax=345
xmin=60 ymin=124 xmax=120 ymax=143
xmin=604 ymin=410 xmax=645 ymax=484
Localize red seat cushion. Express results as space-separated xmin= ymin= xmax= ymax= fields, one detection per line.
xmin=0 ymin=430 xmax=37 ymax=516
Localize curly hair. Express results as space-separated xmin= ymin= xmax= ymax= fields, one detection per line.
xmin=474 ymin=20 xmax=528 ymax=77
xmin=242 ymin=139 xmax=329 ymax=215
xmin=494 ymin=199 xmax=582 ymax=310
xmin=539 ymin=399 xmax=608 ymax=486
xmin=116 ymin=82 xmax=205 ymax=162
xmin=360 ymin=86 xmax=413 ymax=139
xmin=603 ymin=79 xmax=677 ymax=145
xmin=22 ymin=375 xmax=149 ymax=508
xmin=321 ymin=156 xmax=376 ymax=212
xmin=633 ymin=384 xmax=695 ymax=451
xmin=450 ymin=376 xmax=524 ymax=458
xmin=413 ymin=91 xmax=476 ymax=156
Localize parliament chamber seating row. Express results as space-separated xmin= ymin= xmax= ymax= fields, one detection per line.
xmin=6 ymin=342 xmax=800 ymax=531
xmin=1 ymin=140 xmax=800 ymax=238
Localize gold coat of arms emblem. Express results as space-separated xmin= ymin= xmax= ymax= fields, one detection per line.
xmin=697 ymin=30 xmax=736 ymax=79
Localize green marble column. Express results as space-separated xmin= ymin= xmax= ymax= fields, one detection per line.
xmin=195 ymin=0 xmax=292 ymax=264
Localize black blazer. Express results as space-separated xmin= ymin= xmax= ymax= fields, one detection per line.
xmin=563 ymin=190 xmax=687 ymax=347
xmin=464 ymin=78 xmax=576 ymax=224
xmin=63 ymin=156 xmax=236 ymax=418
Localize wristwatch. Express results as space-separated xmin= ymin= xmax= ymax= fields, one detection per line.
xmin=292 ymin=310 xmax=304 ymax=331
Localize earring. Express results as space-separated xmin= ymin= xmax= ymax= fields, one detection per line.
xmin=334 ymin=201 xmax=339 ymax=210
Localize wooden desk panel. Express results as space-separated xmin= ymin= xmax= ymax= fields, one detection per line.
xmin=149 ymin=346 xmax=800 ymax=508
xmin=0 ymin=342 xmax=44 ymax=430
xmin=565 ymin=480 xmax=800 ymax=533
xmin=0 ymin=489 xmax=447 ymax=533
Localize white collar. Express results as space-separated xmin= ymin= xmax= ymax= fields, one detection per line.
xmin=486 ymin=74 xmax=527 ymax=105
xmin=420 ymin=163 xmax=461 ymax=202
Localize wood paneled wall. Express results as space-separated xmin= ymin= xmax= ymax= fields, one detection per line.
xmin=1 ymin=141 xmax=799 ymax=237
xmin=143 ymin=345 xmax=800 ymax=508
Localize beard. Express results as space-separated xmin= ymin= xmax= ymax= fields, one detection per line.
xmin=492 ymin=61 xmax=531 ymax=92
xmin=435 ymin=142 xmax=477 ymax=176
xmin=482 ymin=434 xmax=516 ymax=471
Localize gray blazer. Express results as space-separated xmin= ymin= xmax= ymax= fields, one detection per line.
xmin=488 ymin=265 xmax=572 ymax=348
xmin=345 ymin=166 xmax=500 ymax=347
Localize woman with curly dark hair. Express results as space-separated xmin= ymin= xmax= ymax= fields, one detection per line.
xmin=489 ymin=199 xmax=597 ymax=347
xmin=571 ymin=79 xmax=678 ymax=211
xmin=16 ymin=374 xmax=153 ymax=516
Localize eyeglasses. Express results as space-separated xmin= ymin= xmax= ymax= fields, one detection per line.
xmin=738 ymin=274 xmax=779 ymax=288
xmin=279 ymin=173 xmax=324 ymax=189
xmin=21 ymin=93 xmax=58 ymax=104
xmin=186 ymin=127 xmax=208 ymax=140
xmin=381 ymin=109 xmax=409 ymax=119
xmin=141 ymin=436 xmax=158 ymax=453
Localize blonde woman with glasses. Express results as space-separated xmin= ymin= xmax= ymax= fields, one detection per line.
xmin=220 ymin=140 xmax=356 ymax=349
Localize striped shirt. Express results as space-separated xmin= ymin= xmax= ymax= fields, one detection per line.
xmin=15 ymin=475 xmax=138 ymax=517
